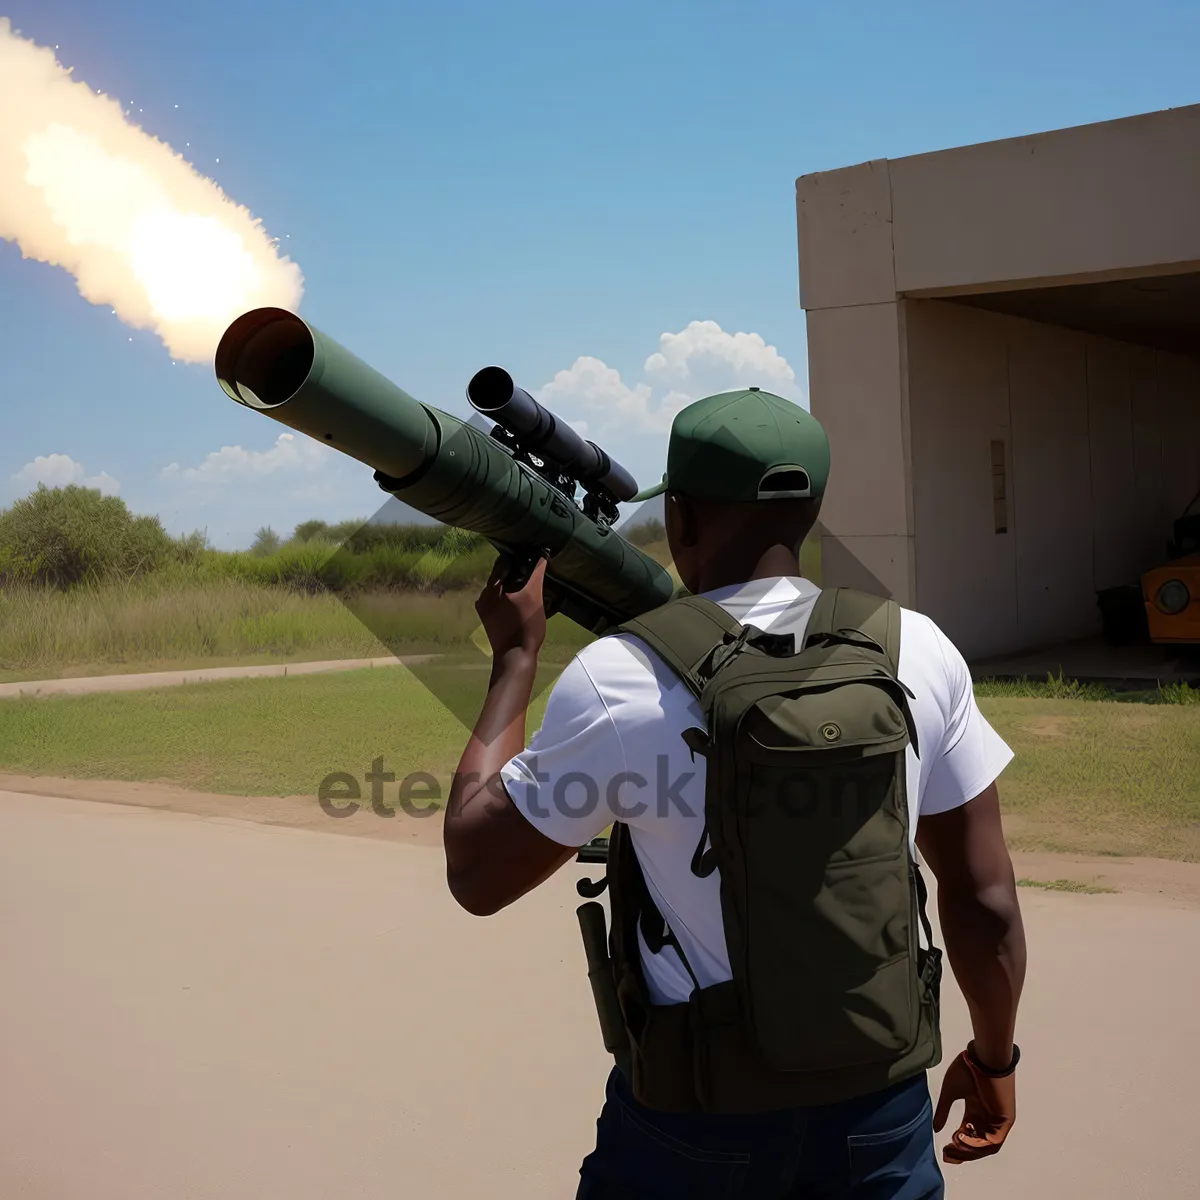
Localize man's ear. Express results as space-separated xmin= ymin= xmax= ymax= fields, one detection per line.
xmin=667 ymin=492 xmax=699 ymax=548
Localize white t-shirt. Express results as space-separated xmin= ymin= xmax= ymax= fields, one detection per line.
xmin=503 ymin=577 xmax=1013 ymax=1005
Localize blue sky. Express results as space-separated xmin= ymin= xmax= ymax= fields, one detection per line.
xmin=3 ymin=0 xmax=1198 ymax=548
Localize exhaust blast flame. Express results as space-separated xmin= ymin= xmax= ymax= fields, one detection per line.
xmin=0 ymin=19 xmax=303 ymax=363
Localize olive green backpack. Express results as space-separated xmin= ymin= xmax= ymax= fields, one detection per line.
xmin=603 ymin=587 xmax=943 ymax=1113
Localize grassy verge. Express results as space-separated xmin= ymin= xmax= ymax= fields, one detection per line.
xmin=978 ymin=696 xmax=1200 ymax=862
xmin=0 ymin=671 xmax=1196 ymax=861
xmin=0 ymin=535 xmax=823 ymax=683
xmin=0 ymin=579 xmax=592 ymax=682
xmin=976 ymin=671 xmax=1200 ymax=705
xmin=0 ymin=660 xmax=556 ymax=799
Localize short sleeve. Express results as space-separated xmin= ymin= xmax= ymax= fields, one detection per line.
xmin=920 ymin=624 xmax=1015 ymax=817
xmin=501 ymin=653 xmax=625 ymax=848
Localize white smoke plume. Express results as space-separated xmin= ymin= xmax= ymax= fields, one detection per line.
xmin=0 ymin=20 xmax=303 ymax=363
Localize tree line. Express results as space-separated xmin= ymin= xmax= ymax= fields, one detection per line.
xmin=0 ymin=485 xmax=667 ymax=592
xmin=0 ymin=485 xmax=484 ymax=591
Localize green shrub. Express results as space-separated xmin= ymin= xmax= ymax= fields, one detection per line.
xmin=251 ymin=526 xmax=283 ymax=557
xmin=171 ymin=534 xmax=495 ymax=595
xmin=325 ymin=539 xmax=495 ymax=592
xmin=437 ymin=526 xmax=483 ymax=556
xmin=173 ymin=530 xmax=210 ymax=567
xmin=292 ymin=519 xmax=331 ymax=543
xmin=1156 ymin=680 xmax=1200 ymax=705
xmin=0 ymin=485 xmax=173 ymax=587
xmin=342 ymin=522 xmax=477 ymax=555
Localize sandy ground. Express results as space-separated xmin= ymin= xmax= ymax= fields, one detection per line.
xmin=2 ymin=783 xmax=1198 ymax=1199
xmin=4 ymin=773 xmax=1198 ymax=905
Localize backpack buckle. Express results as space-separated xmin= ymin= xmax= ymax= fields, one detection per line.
xmin=706 ymin=627 xmax=752 ymax=677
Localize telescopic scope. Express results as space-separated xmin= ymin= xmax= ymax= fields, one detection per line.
xmin=466 ymin=366 xmax=639 ymax=502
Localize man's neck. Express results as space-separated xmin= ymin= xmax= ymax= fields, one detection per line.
xmin=692 ymin=545 xmax=801 ymax=594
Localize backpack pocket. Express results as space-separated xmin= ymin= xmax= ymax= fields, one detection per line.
xmin=737 ymin=681 xmax=912 ymax=862
xmin=717 ymin=681 xmax=922 ymax=1074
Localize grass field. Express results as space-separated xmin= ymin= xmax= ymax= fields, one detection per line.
xmin=0 ymin=661 xmax=504 ymax=796
xmin=0 ymin=537 xmax=816 ymax=682
xmin=0 ymin=577 xmax=595 ymax=683
xmin=1 ymin=666 xmax=1197 ymax=861
xmin=979 ymin=695 xmax=1200 ymax=861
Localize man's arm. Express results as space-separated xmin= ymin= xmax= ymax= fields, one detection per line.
xmin=913 ymin=617 xmax=1025 ymax=1165
xmin=443 ymin=556 xmax=578 ymax=917
xmin=917 ymin=781 xmax=1027 ymax=1071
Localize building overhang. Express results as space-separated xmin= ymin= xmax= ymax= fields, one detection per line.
xmin=797 ymin=104 xmax=1200 ymax=321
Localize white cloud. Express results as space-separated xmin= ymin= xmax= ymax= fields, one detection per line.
xmin=643 ymin=321 xmax=799 ymax=400
xmin=84 ymin=470 xmax=122 ymax=494
xmin=539 ymin=356 xmax=667 ymax=432
xmin=12 ymin=453 xmax=121 ymax=494
xmin=536 ymin=320 xmax=802 ymax=438
xmin=153 ymin=430 xmax=380 ymax=550
xmin=13 ymin=454 xmax=79 ymax=488
xmin=162 ymin=432 xmax=329 ymax=484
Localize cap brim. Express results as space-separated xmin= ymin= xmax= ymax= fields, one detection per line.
xmin=630 ymin=479 xmax=668 ymax=503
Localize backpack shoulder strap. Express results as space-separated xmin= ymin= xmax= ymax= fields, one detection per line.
xmin=805 ymin=586 xmax=902 ymax=676
xmin=614 ymin=595 xmax=742 ymax=699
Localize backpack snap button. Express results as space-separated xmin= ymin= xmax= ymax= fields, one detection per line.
xmin=819 ymin=722 xmax=841 ymax=743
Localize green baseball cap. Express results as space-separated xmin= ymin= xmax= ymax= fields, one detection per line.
xmin=631 ymin=387 xmax=831 ymax=503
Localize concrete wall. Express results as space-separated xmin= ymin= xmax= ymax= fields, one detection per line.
xmin=805 ymin=301 xmax=916 ymax=606
xmin=905 ymin=300 xmax=1200 ymax=658
xmin=798 ymin=160 xmax=917 ymax=606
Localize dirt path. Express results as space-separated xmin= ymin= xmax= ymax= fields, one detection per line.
xmin=0 ymin=772 xmax=445 ymax=849
xmin=0 ymin=655 xmax=439 ymax=699
xmin=2 ymin=784 xmax=1197 ymax=1199
xmin=2 ymin=772 xmax=1198 ymax=906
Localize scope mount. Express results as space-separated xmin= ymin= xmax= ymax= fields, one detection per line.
xmin=487 ymin=424 xmax=622 ymax=527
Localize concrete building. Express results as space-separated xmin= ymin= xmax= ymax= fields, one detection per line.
xmin=796 ymin=105 xmax=1200 ymax=661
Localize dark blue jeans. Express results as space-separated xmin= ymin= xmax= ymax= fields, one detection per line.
xmin=576 ymin=1067 xmax=944 ymax=1199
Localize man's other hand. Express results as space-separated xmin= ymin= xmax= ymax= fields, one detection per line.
xmin=933 ymin=1044 xmax=1017 ymax=1165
